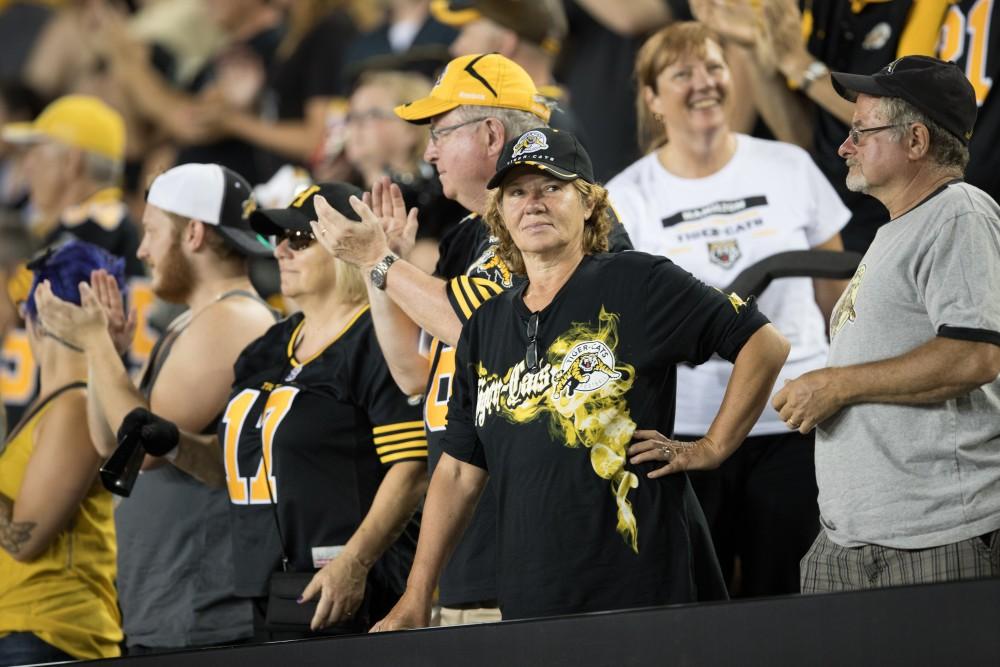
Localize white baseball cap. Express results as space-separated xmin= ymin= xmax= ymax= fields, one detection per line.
xmin=146 ymin=163 xmax=273 ymax=257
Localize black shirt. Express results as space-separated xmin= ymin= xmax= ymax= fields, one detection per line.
xmin=267 ymin=12 xmax=355 ymax=121
xmin=221 ymin=308 xmax=425 ymax=600
xmin=556 ymin=2 xmax=650 ymax=182
xmin=177 ymin=26 xmax=284 ymax=185
xmin=945 ymin=0 xmax=999 ymax=200
xmin=42 ymin=189 xmax=143 ymax=277
xmin=441 ymin=251 xmax=767 ymax=619
xmin=805 ymin=0 xmax=914 ymax=252
xmin=427 ymin=214 xmax=632 ymax=606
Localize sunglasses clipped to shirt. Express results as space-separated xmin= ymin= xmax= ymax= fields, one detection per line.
xmin=525 ymin=312 xmax=540 ymax=373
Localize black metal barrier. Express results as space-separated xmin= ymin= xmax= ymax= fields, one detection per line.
xmin=83 ymin=578 xmax=1000 ymax=666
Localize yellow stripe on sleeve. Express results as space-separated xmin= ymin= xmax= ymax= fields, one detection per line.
xmin=374 ymin=429 xmax=426 ymax=445
xmin=376 ymin=440 xmax=428 ymax=455
xmin=450 ymin=278 xmax=473 ymax=320
xmin=471 ymin=277 xmax=503 ymax=300
xmin=459 ymin=276 xmax=483 ymax=310
xmin=381 ymin=449 xmax=429 ymax=464
xmin=373 ymin=420 xmax=425 ymax=435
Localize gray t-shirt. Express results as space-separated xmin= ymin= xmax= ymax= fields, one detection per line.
xmin=818 ymin=181 xmax=1000 ymax=548
xmin=115 ymin=466 xmax=253 ymax=647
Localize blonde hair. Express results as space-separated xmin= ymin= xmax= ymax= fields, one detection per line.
xmin=634 ymin=21 xmax=724 ymax=153
xmin=329 ymin=254 xmax=368 ymax=306
xmin=354 ymin=70 xmax=434 ymax=161
xmin=483 ymin=179 xmax=612 ymax=275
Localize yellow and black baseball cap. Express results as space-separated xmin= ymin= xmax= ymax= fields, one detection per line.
xmin=249 ymin=182 xmax=363 ymax=236
xmin=1 ymin=95 xmax=125 ymax=161
xmin=430 ymin=0 xmax=567 ymax=55
xmin=394 ymin=53 xmax=551 ymax=124
xmin=487 ymin=127 xmax=594 ymax=189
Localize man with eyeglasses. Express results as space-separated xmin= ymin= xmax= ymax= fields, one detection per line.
xmin=36 ymin=162 xmax=278 ymax=652
xmin=310 ymin=52 xmax=631 ymax=626
xmin=774 ymin=56 xmax=1000 ymax=592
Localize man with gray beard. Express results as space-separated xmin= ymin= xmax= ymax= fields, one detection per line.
xmin=774 ymin=56 xmax=1000 ymax=592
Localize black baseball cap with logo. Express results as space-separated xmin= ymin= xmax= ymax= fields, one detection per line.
xmin=248 ymin=182 xmax=363 ymax=236
xmin=487 ymin=127 xmax=594 ymax=189
xmin=831 ymin=55 xmax=978 ymax=144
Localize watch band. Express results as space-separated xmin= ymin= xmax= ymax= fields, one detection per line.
xmin=799 ymin=60 xmax=830 ymax=93
xmin=369 ymin=253 xmax=399 ymax=291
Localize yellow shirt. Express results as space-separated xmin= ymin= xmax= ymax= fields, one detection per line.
xmin=0 ymin=385 xmax=122 ymax=660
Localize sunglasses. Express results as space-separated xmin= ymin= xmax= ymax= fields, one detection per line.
xmin=278 ymin=228 xmax=315 ymax=251
xmin=525 ymin=312 xmax=540 ymax=373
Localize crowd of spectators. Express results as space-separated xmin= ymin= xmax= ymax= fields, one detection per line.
xmin=0 ymin=0 xmax=997 ymax=663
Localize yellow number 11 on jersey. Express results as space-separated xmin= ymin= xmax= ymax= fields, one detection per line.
xmin=222 ymin=386 xmax=300 ymax=505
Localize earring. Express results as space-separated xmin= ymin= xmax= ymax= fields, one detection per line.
xmin=653 ymin=113 xmax=663 ymax=123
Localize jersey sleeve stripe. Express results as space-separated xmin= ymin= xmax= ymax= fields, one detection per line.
xmin=373 ymin=429 xmax=427 ymax=445
xmin=380 ymin=449 xmax=429 ymax=464
xmin=372 ymin=420 xmax=425 ymax=435
xmin=458 ymin=275 xmax=484 ymax=310
xmin=449 ymin=278 xmax=474 ymax=320
xmin=376 ymin=440 xmax=428 ymax=455
xmin=471 ymin=277 xmax=503 ymax=299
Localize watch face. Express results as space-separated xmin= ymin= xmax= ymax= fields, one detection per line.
xmin=370 ymin=265 xmax=386 ymax=290
xmin=370 ymin=254 xmax=396 ymax=290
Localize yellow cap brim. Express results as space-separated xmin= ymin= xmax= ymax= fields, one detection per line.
xmin=430 ymin=0 xmax=481 ymax=27
xmin=394 ymin=96 xmax=461 ymax=124
xmin=1 ymin=121 xmax=45 ymax=146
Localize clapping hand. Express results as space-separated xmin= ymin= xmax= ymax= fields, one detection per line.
xmin=311 ymin=194 xmax=392 ymax=270
xmin=364 ymin=176 xmax=419 ymax=260
xmin=89 ymin=269 xmax=136 ymax=357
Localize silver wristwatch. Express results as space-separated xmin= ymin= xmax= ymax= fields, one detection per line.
xmin=369 ymin=253 xmax=399 ymax=290
xmin=800 ymin=61 xmax=830 ymax=93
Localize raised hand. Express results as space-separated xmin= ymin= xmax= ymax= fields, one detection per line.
xmin=689 ymin=0 xmax=759 ymax=48
xmin=34 ymin=280 xmax=109 ymax=351
xmin=368 ymin=176 xmax=419 ymax=260
xmin=310 ymin=194 xmax=392 ymax=270
xmin=90 ymin=269 xmax=136 ymax=357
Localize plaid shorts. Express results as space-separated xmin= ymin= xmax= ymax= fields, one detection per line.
xmin=800 ymin=528 xmax=1000 ymax=593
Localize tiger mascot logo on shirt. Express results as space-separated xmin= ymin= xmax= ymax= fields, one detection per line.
xmin=471 ymin=239 xmax=514 ymax=288
xmin=552 ymin=342 xmax=622 ymax=399
xmin=830 ymin=264 xmax=866 ymax=339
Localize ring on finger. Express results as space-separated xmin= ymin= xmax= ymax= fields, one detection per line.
xmin=658 ymin=444 xmax=673 ymax=459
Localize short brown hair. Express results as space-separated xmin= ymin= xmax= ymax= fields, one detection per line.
xmin=634 ymin=21 xmax=724 ymax=153
xmin=164 ymin=211 xmax=245 ymax=265
xmin=483 ymin=179 xmax=612 ymax=275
